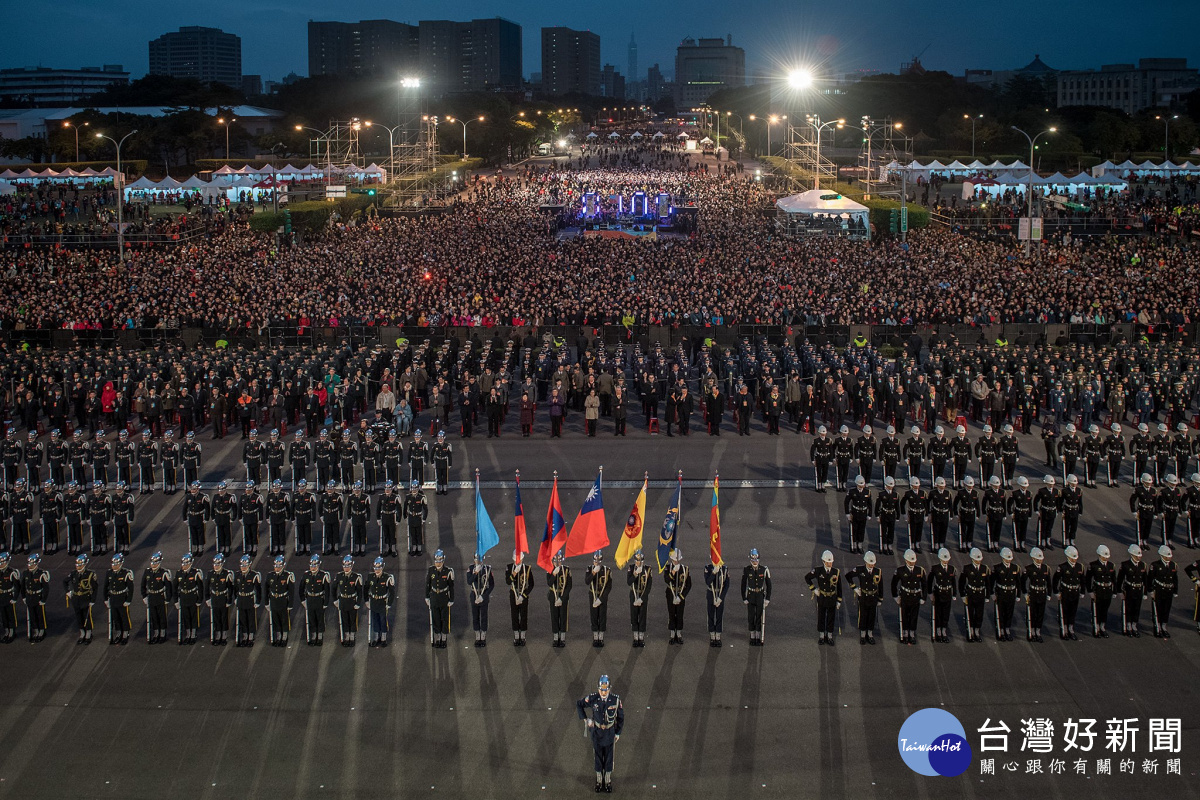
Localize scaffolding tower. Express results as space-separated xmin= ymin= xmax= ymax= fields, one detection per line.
xmin=856 ymin=117 xmax=912 ymax=200
xmin=309 ymin=119 xmax=368 ymax=184
xmin=388 ymin=116 xmax=439 ymax=207
xmin=784 ymin=120 xmax=837 ymax=191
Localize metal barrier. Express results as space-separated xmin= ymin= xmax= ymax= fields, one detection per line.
xmin=0 ymin=228 xmax=209 ymax=250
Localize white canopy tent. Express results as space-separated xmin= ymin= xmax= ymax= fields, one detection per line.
xmin=775 ymin=189 xmax=870 ymax=239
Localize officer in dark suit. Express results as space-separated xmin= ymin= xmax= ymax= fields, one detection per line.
xmin=958 ymin=548 xmax=990 ymax=642
xmin=366 ymin=556 xmax=396 ymax=648
xmin=805 ymin=550 xmax=842 ymax=645
xmin=64 ymin=553 xmax=97 ymax=645
xmin=1053 ymin=545 xmax=1085 ymax=640
xmin=847 ymin=550 xmax=883 ymax=645
xmin=1148 ymin=545 xmax=1178 ymax=638
xmin=425 ymin=548 xmax=454 ymax=649
xmin=1087 ymin=544 xmax=1116 ymax=637
xmin=301 ymin=554 xmax=331 ymax=646
xmin=1022 ymin=547 xmax=1052 ymax=642
xmin=702 ymin=554 xmax=727 ymax=647
xmin=577 ymin=674 xmax=624 ymax=793
xmin=103 ymin=552 xmax=134 ymax=645
xmin=547 ymin=550 xmax=571 ymax=647
xmin=467 ymin=553 xmax=494 ymax=648
xmin=740 ymin=548 xmax=771 ymax=646
xmin=1117 ymin=544 xmax=1147 ymax=636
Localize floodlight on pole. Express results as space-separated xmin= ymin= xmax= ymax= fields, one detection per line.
xmin=787 ymin=69 xmax=814 ymax=90
xmin=1011 ymin=124 xmax=1058 ymax=255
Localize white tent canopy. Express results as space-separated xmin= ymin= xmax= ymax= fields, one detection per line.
xmin=775 ymin=189 xmax=870 ymax=239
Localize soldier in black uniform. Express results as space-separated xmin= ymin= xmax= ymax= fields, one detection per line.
xmin=506 ymin=551 xmax=533 ymax=646
xmin=91 ymin=430 xmax=111 ymax=488
xmin=181 ymin=431 xmax=202 ymax=488
xmin=366 ymin=556 xmax=396 ymax=647
xmin=1054 ymin=473 xmax=1081 ymax=549
xmin=230 ymin=482 xmax=257 ymax=557
xmin=1148 ymin=545 xmax=1178 ymax=638
xmin=903 ymin=426 xmax=926 ymax=483
xmin=37 ymin=480 xmax=63 ymax=555
xmin=855 ymin=425 xmax=878 ymax=485
xmin=1033 ymin=476 xmax=1061 ymax=551
xmin=24 ymin=432 xmax=42 ymax=489
xmin=1158 ymin=474 xmax=1183 ymax=548
xmin=975 ymin=425 xmax=1000 ymax=486
xmin=664 ymin=547 xmax=691 ymax=644
xmin=85 ymin=481 xmax=111 ymax=556
xmin=345 ymin=481 xmax=371 ymax=557
xmin=205 ymin=553 xmax=234 ymax=646
xmin=64 ymin=553 xmax=98 ymax=644
xmin=159 ymin=431 xmax=180 ymax=494
xmin=402 ymin=480 xmax=428 ymax=557
xmin=926 ymin=548 xmax=957 ymax=643
xmin=426 ymin=548 xmax=455 ymax=648
xmin=22 ymin=552 xmax=49 ymax=642
xmin=2 ymin=429 xmax=22 ymax=491
xmin=900 ymin=477 xmax=929 ymax=553
xmin=880 ymin=425 xmax=901 ymax=482
xmin=319 ymin=481 xmax=344 ymax=556
xmin=958 ymin=547 xmax=990 ymax=642
xmin=174 ymin=553 xmax=205 ymax=645
xmin=1185 ymin=553 xmax=1200 ymax=634
xmin=135 ymin=429 xmax=158 ymax=495
xmin=266 ymin=429 xmax=286 ymax=486
xmin=47 ymin=430 xmax=68 ymax=490
xmin=288 ymin=431 xmax=310 ymax=491
xmin=1058 ymin=423 xmax=1082 ymax=485
xmin=582 ymin=550 xmax=611 ymax=648
xmin=0 ymin=551 xmax=19 ymax=643
xmin=113 ymin=431 xmax=134 ymax=489
xmin=291 ymin=479 xmax=316 ymax=556
xmin=267 ymin=480 xmax=293 ymax=557
xmin=810 ymin=426 xmax=833 ymax=492
xmin=243 ymin=429 xmax=265 ymax=486
xmin=1008 ymin=476 xmax=1033 ymax=552
xmin=314 ymin=430 xmax=335 ymax=489
xmin=141 ymin=551 xmax=173 ymax=644
xmin=103 ymin=552 xmax=134 ymax=645
xmin=110 ymin=482 xmax=135 ymax=555
xmin=740 ymin=548 xmax=771 ymax=646
xmin=1105 ymin=424 xmax=1126 ymax=487
xmin=999 ymin=424 xmax=1020 ymax=487
xmin=847 ymin=550 xmax=883 ymax=645
xmin=182 ymin=482 xmax=211 ymax=557
xmin=1022 ymin=547 xmax=1051 ymax=642
xmin=382 ymin=429 xmax=402 ymax=487
xmin=301 ymin=554 xmax=331 ymax=646
xmin=63 ymin=481 xmax=86 ymax=556
xmin=1172 ymin=424 xmax=1192 ymax=482
xmin=950 ymin=425 xmax=972 ymax=489
xmin=929 ymin=426 xmax=952 ymax=485
xmin=891 ymin=549 xmax=926 ymax=644
xmin=547 ymin=549 xmax=572 ymax=647
xmin=232 ymin=554 xmax=263 ymax=647
xmin=577 ymin=674 xmax=624 ymax=794
xmin=408 ymin=429 xmax=430 ymax=487
xmin=359 ymin=431 xmax=380 ymax=494
xmin=844 ymin=475 xmax=872 ymax=554
xmin=832 ymin=426 xmax=854 ymax=492
xmin=1087 ymin=544 xmax=1116 ymax=637
xmin=265 ymin=555 xmax=295 ymax=646
xmin=1053 ymin=545 xmax=1086 ymax=640
xmin=1083 ymin=424 xmax=1103 ymax=488
xmin=990 ymin=547 xmax=1021 ymax=641
xmin=432 ymin=430 xmax=453 ymax=495
xmin=6 ymin=479 xmax=33 ymax=554
xmin=928 ymin=477 xmax=953 ymax=552
xmin=210 ymin=481 xmax=235 ymax=556
xmin=1130 ymin=423 xmax=1152 ymax=486
xmin=334 ymin=555 xmax=364 ymax=646
xmin=805 ymin=550 xmax=842 ymax=645
xmin=68 ymin=431 xmax=88 ymax=486
xmin=1153 ymin=423 xmax=1171 ymax=486
xmin=374 ymin=481 xmax=399 ymax=557
xmin=1186 ymin=473 xmax=1200 ymax=549
xmin=954 ymin=476 xmax=980 ymax=552
xmin=874 ymin=476 xmax=900 ymax=555
xmin=1117 ymin=544 xmax=1147 ymax=636
xmin=1131 ymin=473 xmax=1158 ymax=550
xmin=702 ymin=553 xmax=727 ymax=647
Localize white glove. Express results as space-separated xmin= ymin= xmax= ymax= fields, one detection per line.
xmin=143 ymin=597 xmax=148 ymax=606
xmin=447 ymin=601 xmax=454 ymax=607
xmin=515 ymin=597 xmax=523 ymax=605
xmin=764 ymin=599 xmax=770 ymax=608
xmin=475 ymin=596 xmax=483 ymax=605
xmin=743 ymin=599 xmax=748 ymax=605
xmin=425 ymin=598 xmax=430 ymax=607
xmin=673 ymin=597 xmax=680 ymax=605
xmin=592 ymin=599 xmax=601 ymax=608
xmin=713 ymin=598 xmax=721 ymax=607
xmin=586 ymin=719 xmax=594 ymax=729
xmin=554 ymin=598 xmax=562 ymax=607
xmin=853 ymin=588 xmax=861 ymax=597
xmin=633 ymin=598 xmax=642 ymax=607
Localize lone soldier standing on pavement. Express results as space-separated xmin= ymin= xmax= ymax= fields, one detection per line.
xmin=301 ymin=554 xmax=331 ymax=646
xmin=805 ymin=550 xmax=842 ymax=645
xmin=703 ymin=551 xmax=727 ymax=647
xmin=1023 ymin=547 xmax=1051 ymax=643
xmin=366 ymin=556 xmax=395 ymax=648
xmin=205 ymin=553 xmax=234 ymax=646
xmin=1087 ymin=544 xmax=1116 ymax=637
xmin=586 ymin=550 xmax=611 ymax=648
xmin=547 ymin=549 xmax=571 ymax=647
xmin=426 ymin=548 xmax=454 ymax=648
xmin=233 ymin=554 xmax=262 ymax=647
xmin=402 ymin=480 xmax=428 ymax=557
xmin=141 ymin=551 xmax=172 ymax=644
xmin=174 ymin=553 xmax=204 ymax=645
xmin=958 ymin=547 xmax=989 ymax=642
xmin=505 ymin=550 xmax=532 ymax=646
xmin=334 ymin=555 xmax=363 ymax=646
xmin=577 ymin=674 xmax=624 ymax=794
xmin=1148 ymin=545 xmax=1178 ymax=638
xmin=64 ymin=553 xmax=97 ymax=645
xmin=664 ymin=548 xmax=691 ymax=644
xmin=926 ymin=548 xmax=957 ymax=643
xmin=891 ymin=549 xmax=926 ymax=645
xmin=741 ymin=548 xmax=771 ymax=646
xmin=1053 ymin=545 xmax=1085 ymax=640
xmin=467 ymin=552 xmax=494 ymax=647
xmin=103 ymin=553 xmax=134 ymax=645
xmin=1117 ymin=544 xmax=1147 ymax=636
xmin=847 ymin=550 xmax=883 ymax=645
xmin=991 ymin=547 xmax=1021 ymax=641
xmin=265 ymin=555 xmax=295 ymax=647
xmin=844 ymin=476 xmax=872 ymax=554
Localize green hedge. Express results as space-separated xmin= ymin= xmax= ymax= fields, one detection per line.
xmin=248 ymin=212 xmax=285 ymax=232
xmin=248 ymin=194 xmax=376 ymax=234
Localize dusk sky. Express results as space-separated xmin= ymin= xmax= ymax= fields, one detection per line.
xmin=6 ymin=0 xmax=1197 ymax=83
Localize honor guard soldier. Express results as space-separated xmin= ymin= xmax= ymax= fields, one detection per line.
xmin=85 ymin=481 xmax=112 ymax=556
xmin=235 ymin=482 xmax=262 ymax=556
xmin=366 ymin=557 xmax=396 ymax=647
xmin=844 ymin=476 xmax=872 ymax=554
xmin=314 ymin=430 xmax=335 ymax=488
xmin=702 ymin=552 xmax=727 ymax=647
xmin=64 ymin=554 xmax=98 ymax=644
xmin=1172 ymin=424 xmax=1192 ymax=482
xmin=1033 ymin=476 xmax=1061 ymax=551
xmin=1008 ymin=476 xmax=1033 ymax=552
xmin=664 ymin=548 xmax=692 ymax=644
xmin=141 ymin=551 xmax=173 ymax=644
xmin=288 ymin=431 xmax=310 ymax=491
xmin=1053 ymin=545 xmax=1086 ymax=640
xmin=38 ymin=480 xmax=64 ymax=555
xmin=291 ymin=480 xmax=317 ymax=556
xmin=1087 ymin=545 xmax=1117 ymax=637
xmin=467 ymin=553 xmax=494 ymax=647
xmin=63 ymin=482 xmax=85 ymax=555
xmin=375 ymin=481 xmax=400 ymax=557
xmin=810 ymin=426 xmax=833 ymax=492
xmin=113 ymin=430 xmax=134 ymax=489
xmin=211 ymin=481 xmax=237 ymax=556
xmin=301 ymin=555 xmax=331 ymax=646
xmin=880 ymin=426 xmax=902 ymax=481
xmin=23 ymin=553 xmax=49 ymax=642
xmin=1105 ymin=424 xmax=1126 ymax=487
xmin=999 ymin=424 xmax=1020 ymax=487
xmin=1148 ymin=545 xmax=1178 ymax=638
xmin=24 ymin=435 xmax=44 ymax=496
xmin=267 ymin=479 xmax=293 ymax=557
xmin=577 ymin=674 xmax=624 ymax=794
xmin=847 ymin=550 xmax=883 ymax=645
xmin=547 ymin=550 xmax=572 ymax=647
xmin=135 ymin=429 xmax=158 ymax=494
xmin=159 ymin=431 xmax=180 ymax=494
xmin=408 ymin=429 xmax=430 ymax=487
xmin=339 ymin=428 xmax=359 ymax=485
xmin=951 ymin=425 xmax=972 ymax=488
xmin=891 ymin=549 xmax=926 ymax=645
xmin=334 ymin=556 xmax=364 ymax=646
xmin=929 ymin=427 xmax=952 ymax=484
xmin=432 ymin=431 xmax=453 ymax=495
xmin=1130 ymin=423 xmax=1152 ymax=485
xmin=360 ymin=431 xmax=380 ymax=493
xmin=111 ymin=483 xmax=135 ymax=554
xmin=174 ymin=553 xmax=204 ymax=645
xmin=874 ymin=476 xmax=900 ymax=555
xmin=506 ymin=551 xmax=533 ymax=646
xmin=1083 ymin=424 xmax=1103 ymax=488
xmin=103 ymin=553 xmax=134 ymax=645
xmin=1061 ymin=475 xmax=1084 ymax=548
xmin=1 ymin=429 xmax=21 ymax=491
xmin=805 ymin=550 xmax=842 ymax=646
xmin=6 ymin=479 xmax=33 ymax=554
xmin=1158 ymin=474 xmax=1183 ymax=548
xmin=402 ymin=480 xmax=428 ymax=557
xmin=1186 ymin=474 xmax=1200 ymax=549
xmin=266 ymin=429 xmax=286 ymax=486
xmin=183 ymin=482 xmax=211 ymax=558
xmin=926 ymin=548 xmax=957 ymax=643
xmin=928 ymin=477 xmax=953 ymax=551
xmin=1023 ymin=547 xmax=1052 ymax=642
xmin=426 ymin=549 xmax=455 ymax=649
xmin=903 ymin=426 xmax=926 ymax=483
xmin=900 ymin=478 xmax=929 ymax=553
xmin=855 ymin=425 xmax=878 ymax=485
xmin=318 ymin=481 xmax=345 ymax=556
xmin=833 ymin=425 xmax=854 ymax=491
xmin=955 ymin=476 xmax=980 ymax=552
xmin=243 ymin=429 xmax=265 ymax=486
xmin=1117 ymin=544 xmax=1148 ymax=636
xmin=1185 ymin=554 xmax=1200 ymax=634
xmin=382 ymin=430 xmax=402 ymax=487
xmin=181 ymin=431 xmax=202 ymax=488
xmin=1153 ymin=423 xmax=1171 ymax=485
xmin=91 ymin=431 xmax=111 ymax=488
xmin=205 ymin=554 xmax=234 ymax=646
xmin=991 ymin=547 xmax=1021 ymax=641
xmin=68 ymin=430 xmax=88 ymax=486
xmin=1131 ymin=474 xmax=1158 ymax=550
xmin=975 ymin=425 xmax=1000 ymax=486
xmin=741 ymin=548 xmax=771 ymax=646
xmin=233 ymin=554 xmax=263 ymax=647
xmin=346 ymin=481 xmax=371 ymax=557
xmin=0 ymin=552 xmax=21 ymax=643
xmin=958 ymin=548 xmax=989 ymax=642
xmin=583 ymin=550 xmax=612 ymax=648
xmin=1058 ymin=423 xmax=1082 ymax=484
xmin=265 ymin=555 xmax=295 ymax=647
xmin=47 ymin=431 xmax=68 ymax=489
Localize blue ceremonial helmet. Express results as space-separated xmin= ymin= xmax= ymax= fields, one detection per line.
xmin=274 ymin=555 xmax=285 ymax=566
xmin=373 ymin=557 xmax=385 ymax=568
xmin=310 ymin=554 xmax=321 ymax=564
xmin=343 ymin=555 xmax=354 ymax=566
xmin=434 ymin=549 xmax=445 ymax=563
xmin=75 ymin=554 xmax=88 ymax=565
xmin=240 ymin=554 xmax=252 ymax=565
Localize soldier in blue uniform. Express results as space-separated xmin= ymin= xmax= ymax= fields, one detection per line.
xmin=426 ymin=548 xmax=454 ymax=648
xmin=577 ymin=674 xmax=625 ymax=793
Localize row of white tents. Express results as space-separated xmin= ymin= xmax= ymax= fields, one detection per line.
xmin=888 ymin=157 xmax=1200 ymax=181
xmin=0 ymin=166 xmax=121 ymax=183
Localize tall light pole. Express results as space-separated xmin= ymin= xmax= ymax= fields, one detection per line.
xmin=1010 ymin=125 xmax=1057 ymax=255
xmin=964 ymin=113 xmax=983 ymax=159
xmin=1155 ymin=114 xmax=1178 ymax=160
xmin=805 ymin=114 xmax=845 ymax=191
xmin=749 ymin=114 xmax=784 ymax=159
xmin=63 ymin=120 xmax=88 ymax=162
xmin=95 ymin=129 xmax=137 ymax=261
xmin=445 ymin=115 xmax=484 ymax=160
xmin=364 ymin=121 xmax=402 ymax=184
xmin=217 ymin=116 xmax=236 ymax=161
xmin=399 ymin=77 xmax=420 ymax=127
xmin=296 ymin=125 xmax=331 ymax=186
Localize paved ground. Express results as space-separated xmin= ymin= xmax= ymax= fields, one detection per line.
xmin=2 ymin=410 xmax=1199 ymax=800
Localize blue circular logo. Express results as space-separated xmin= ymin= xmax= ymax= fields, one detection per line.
xmin=897 ymin=708 xmax=972 ymax=777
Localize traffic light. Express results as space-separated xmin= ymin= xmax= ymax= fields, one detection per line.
xmin=888 ymin=209 xmax=898 ymax=233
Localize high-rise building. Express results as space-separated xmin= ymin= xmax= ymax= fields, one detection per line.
xmin=307 ymin=19 xmax=419 ymax=77
xmin=418 ymin=18 xmax=522 ymax=93
xmin=628 ymin=34 xmax=638 ymax=87
xmin=1057 ymin=58 xmax=1198 ymax=114
xmin=0 ymin=65 xmax=129 ymax=105
xmin=600 ymin=64 xmax=625 ymax=100
xmin=674 ymin=35 xmax=744 ymax=106
xmin=646 ymin=63 xmax=665 ymax=101
xmin=541 ymin=27 xmax=601 ymax=97
xmin=148 ymin=26 xmax=242 ymax=88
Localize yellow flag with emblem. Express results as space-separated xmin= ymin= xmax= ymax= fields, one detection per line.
xmin=615 ymin=475 xmax=648 ymax=568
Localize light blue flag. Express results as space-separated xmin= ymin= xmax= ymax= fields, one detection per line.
xmin=475 ymin=476 xmax=500 ymax=558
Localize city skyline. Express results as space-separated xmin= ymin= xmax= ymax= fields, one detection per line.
xmin=3 ymin=0 xmax=1198 ymax=87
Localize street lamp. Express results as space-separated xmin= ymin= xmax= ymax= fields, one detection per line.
xmin=217 ymin=116 xmax=236 ymax=161
xmin=749 ymin=114 xmax=785 ymax=159
xmin=94 ymin=129 xmax=137 ymax=261
xmin=1010 ymin=125 xmax=1057 ymax=255
xmin=964 ymin=113 xmax=983 ymax=159
xmin=805 ymin=114 xmax=845 ymax=190
xmin=445 ymin=115 xmax=485 ymax=160
xmin=63 ymin=120 xmax=88 ymax=162
xmin=1155 ymin=114 xmax=1179 ymax=160
xmin=364 ymin=121 xmax=403 ymax=185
